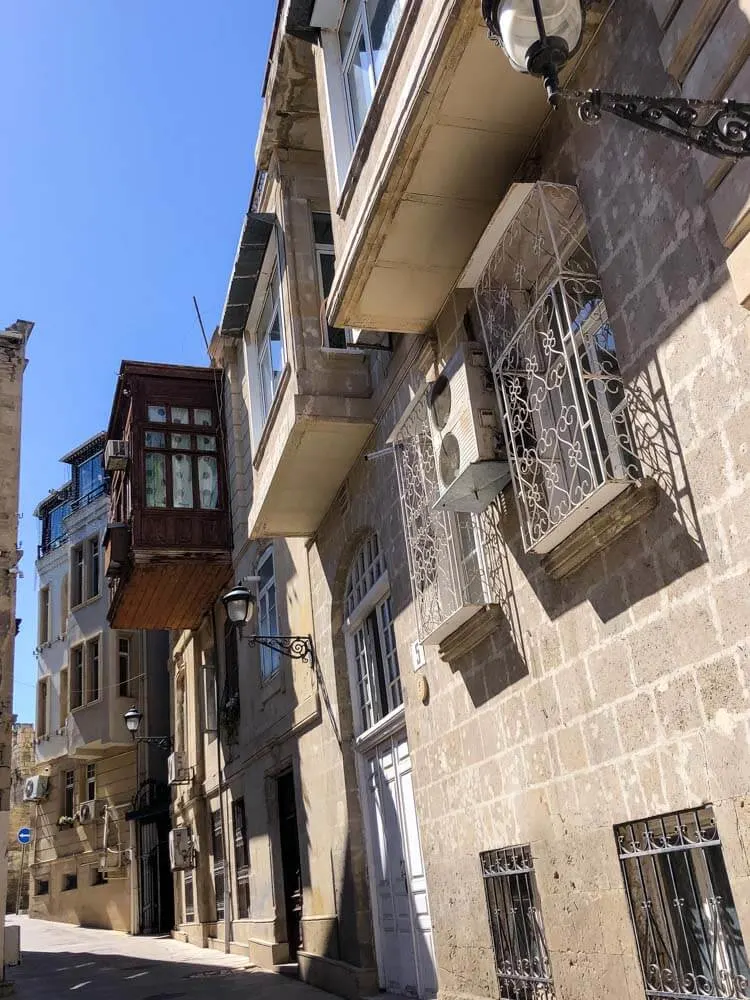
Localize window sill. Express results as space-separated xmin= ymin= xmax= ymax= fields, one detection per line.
xmin=335 ymin=0 xmax=421 ymax=220
xmin=70 ymin=594 xmax=102 ymax=613
xmin=252 ymin=363 xmax=292 ymax=472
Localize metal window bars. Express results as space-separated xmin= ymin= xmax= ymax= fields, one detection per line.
xmin=616 ymin=807 xmax=750 ymax=1000
xmin=473 ymin=182 xmax=640 ymax=553
xmin=480 ymin=845 xmax=556 ymax=999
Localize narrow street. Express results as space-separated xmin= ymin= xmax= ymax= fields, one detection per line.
xmin=4 ymin=917 xmax=328 ymax=1000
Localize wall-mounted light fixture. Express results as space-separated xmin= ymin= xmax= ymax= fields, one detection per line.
xmin=221 ymin=584 xmax=314 ymax=663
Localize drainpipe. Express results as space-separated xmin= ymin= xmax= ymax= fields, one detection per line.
xmin=210 ymin=605 xmax=231 ymax=954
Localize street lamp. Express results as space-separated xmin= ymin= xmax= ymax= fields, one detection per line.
xmin=221 ymin=584 xmax=314 ymax=663
xmin=123 ymin=706 xmax=173 ymax=752
xmin=482 ymin=0 xmax=750 ymax=158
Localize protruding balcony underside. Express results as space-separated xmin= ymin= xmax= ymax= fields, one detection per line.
xmin=108 ymin=550 xmax=232 ymax=631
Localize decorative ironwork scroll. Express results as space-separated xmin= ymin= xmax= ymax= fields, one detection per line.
xmin=247 ymin=634 xmax=314 ymax=663
xmin=474 ymin=182 xmax=640 ymax=553
xmin=561 ymin=90 xmax=750 ymax=159
xmin=616 ymin=807 xmax=750 ymax=1000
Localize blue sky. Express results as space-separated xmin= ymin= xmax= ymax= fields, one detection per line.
xmin=2 ymin=0 xmax=277 ymax=722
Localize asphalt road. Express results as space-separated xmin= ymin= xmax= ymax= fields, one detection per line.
xmin=4 ymin=916 xmax=327 ymax=1000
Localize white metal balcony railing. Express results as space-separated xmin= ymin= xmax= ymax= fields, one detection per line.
xmin=473 ymin=182 xmax=640 ymax=554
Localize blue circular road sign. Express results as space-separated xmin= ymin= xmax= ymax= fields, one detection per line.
xmin=17 ymin=828 xmax=32 ymax=846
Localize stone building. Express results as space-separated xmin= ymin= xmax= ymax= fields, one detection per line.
xmin=28 ymin=433 xmax=171 ymax=934
xmin=6 ymin=722 xmax=35 ymax=913
xmin=0 ymin=319 xmax=32 ymax=979
xmin=103 ymin=2 xmax=750 ymax=999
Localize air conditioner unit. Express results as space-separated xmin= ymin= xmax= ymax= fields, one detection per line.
xmin=104 ymin=439 xmax=129 ymax=472
xmin=78 ymin=799 xmax=105 ymax=825
xmin=169 ymin=827 xmax=194 ymax=871
xmin=428 ymin=342 xmax=511 ymax=513
xmin=23 ymin=775 xmax=49 ymax=802
xmin=167 ymin=751 xmax=190 ymax=785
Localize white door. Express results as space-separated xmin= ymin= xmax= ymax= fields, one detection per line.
xmin=364 ymin=733 xmax=437 ymax=999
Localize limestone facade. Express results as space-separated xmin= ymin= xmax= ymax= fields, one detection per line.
xmin=0 ymin=320 xmax=32 ymax=977
xmin=171 ymin=3 xmax=750 ymax=1000
xmin=6 ymin=723 xmax=35 ymax=913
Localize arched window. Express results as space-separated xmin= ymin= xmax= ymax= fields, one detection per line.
xmin=345 ymin=534 xmax=402 ymax=734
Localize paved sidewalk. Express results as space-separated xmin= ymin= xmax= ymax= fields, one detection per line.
xmin=3 ymin=916 xmax=329 ymax=1000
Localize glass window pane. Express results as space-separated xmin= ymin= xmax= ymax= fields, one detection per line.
xmin=145 ymin=453 xmax=167 ymax=508
xmin=148 ymin=405 xmax=167 ymax=423
xmin=346 ymin=29 xmax=374 ymax=138
xmin=258 ymin=551 xmax=273 ymax=590
xmin=78 ymin=453 xmax=104 ymax=497
xmin=197 ymin=435 xmax=216 ymax=452
xmin=198 ymin=455 xmax=219 ymax=510
xmin=366 ymin=0 xmax=402 ymax=80
xmin=194 ymin=409 xmax=212 ymax=426
xmin=319 ymin=252 xmax=336 ymax=299
xmin=338 ymin=0 xmax=361 ymax=58
xmin=172 ymin=454 xmax=194 ymax=508
xmin=171 ymin=407 xmax=189 ymax=425
xmin=145 ymin=431 xmax=166 ymax=448
xmin=313 ymin=213 xmax=334 ymax=246
xmin=170 ymin=433 xmax=191 ymax=450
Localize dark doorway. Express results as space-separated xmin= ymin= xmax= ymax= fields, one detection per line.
xmin=128 ymin=780 xmax=174 ymax=936
xmin=277 ymin=770 xmax=303 ymax=959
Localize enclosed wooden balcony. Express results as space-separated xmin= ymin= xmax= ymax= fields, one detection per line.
xmin=105 ymin=362 xmax=232 ymax=630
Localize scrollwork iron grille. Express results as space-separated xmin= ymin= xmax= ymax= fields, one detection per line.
xmin=394 ymin=391 xmax=494 ymax=641
xmin=616 ymin=807 xmax=750 ymax=1000
xmin=480 ymin=845 xmax=555 ymax=999
xmin=474 ymin=182 xmax=640 ymax=553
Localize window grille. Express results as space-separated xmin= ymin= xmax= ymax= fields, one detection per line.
xmin=616 ymin=807 xmax=750 ymax=1000
xmin=473 ymin=182 xmax=640 ymax=554
xmin=394 ymin=391 xmax=507 ymax=643
xmin=184 ymin=869 xmax=195 ymax=922
xmin=480 ymin=845 xmax=555 ymax=999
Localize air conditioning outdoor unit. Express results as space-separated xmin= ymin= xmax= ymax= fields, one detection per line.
xmin=167 ymin=751 xmax=191 ymax=786
xmin=428 ymin=342 xmax=511 ymax=513
xmin=23 ymin=775 xmax=49 ymax=802
xmin=104 ymin=439 xmax=129 ymax=472
xmin=169 ymin=827 xmax=194 ymax=871
xmin=78 ymin=799 xmax=105 ymax=825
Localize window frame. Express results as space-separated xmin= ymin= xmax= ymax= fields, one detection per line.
xmin=85 ymin=636 xmax=100 ymax=705
xmin=85 ymin=763 xmax=96 ymax=802
xmin=142 ymin=403 xmax=221 ymax=512
xmin=70 ymin=534 xmax=100 ymax=608
xmin=35 ymin=878 xmax=49 ymax=896
xmin=117 ymin=635 xmax=132 ymax=698
xmin=256 ymin=265 xmax=286 ymax=424
xmin=312 ymin=212 xmax=348 ymax=349
xmin=63 ymin=769 xmax=75 ymax=817
xmin=70 ymin=645 xmax=84 ymax=711
xmin=37 ymin=677 xmax=49 ymax=738
xmin=257 ymin=547 xmax=280 ymax=684
xmin=38 ymin=586 xmax=50 ymax=646
xmin=232 ymin=797 xmax=250 ymax=920
xmin=183 ymin=868 xmax=195 ymax=923
xmin=211 ymin=808 xmax=226 ymax=921
xmin=62 ymin=872 xmax=77 ymax=892
xmin=59 ymin=666 xmax=69 ymax=725
xmin=74 ymin=451 xmax=105 ymax=503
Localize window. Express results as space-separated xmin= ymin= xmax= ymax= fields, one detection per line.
xmin=257 ymin=267 xmax=285 ymax=422
xmin=617 ymin=806 xmax=750 ymax=1000
xmin=345 ymin=534 xmax=403 ymax=733
xmin=480 ymin=845 xmax=555 ymax=999
xmin=473 ymin=182 xmax=639 ymax=553
xmin=60 ymin=575 xmax=68 ymax=636
xmin=75 ymin=451 xmax=104 ymax=501
xmin=38 ymin=587 xmax=50 ymax=645
xmin=184 ymin=870 xmax=195 ymax=922
xmin=339 ymin=0 xmax=405 ymax=143
xmin=62 ymin=872 xmax=77 ymax=892
xmin=313 ymin=213 xmax=347 ymax=349
xmin=35 ymin=879 xmax=49 ymax=896
xmin=203 ymin=657 xmax=218 ymax=740
xmin=211 ymin=809 xmax=225 ymax=921
xmin=117 ymin=636 xmax=131 ymax=697
xmin=59 ymin=667 xmax=69 ymax=724
xmin=221 ymin=619 xmax=240 ymax=744
xmin=70 ymin=646 xmax=83 ymax=710
xmin=90 ymin=869 xmax=106 ymax=887
xmin=85 ymin=763 xmax=96 ymax=801
xmin=63 ymin=769 xmax=75 ymax=817
xmin=86 ymin=638 xmax=100 ymax=703
xmin=42 ymin=499 xmax=70 ymax=554
xmin=144 ymin=404 xmax=219 ymax=510
xmin=70 ymin=535 xmax=100 ymax=607
xmin=232 ymin=798 xmax=250 ymax=919
xmin=37 ymin=677 xmax=49 ymax=738
xmin=257 ymin=548 xmax=280 ymax=683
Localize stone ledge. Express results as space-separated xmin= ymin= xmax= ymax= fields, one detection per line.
xmin=727 ymin=230 xmax=750 ymax=309
xmin=541 ymin=479 xmax=660 ymax=580
xmin=438 ymin=605 xmax=506 ymax=662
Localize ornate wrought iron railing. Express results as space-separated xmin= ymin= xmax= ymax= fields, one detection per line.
xmin=481 ymin=845 xmax=556 ymax=999
xmin=616 ymin=807 xmax=750 ymax=1000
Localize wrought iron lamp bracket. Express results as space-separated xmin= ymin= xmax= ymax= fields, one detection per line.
xmin=558 ymin=87 xmax=750 ymax=159
xmin=245 ymin=633 xmax=315 ymax=664
xmin=133 ymin=735 xmax=174 ymax=752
